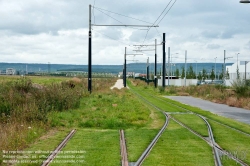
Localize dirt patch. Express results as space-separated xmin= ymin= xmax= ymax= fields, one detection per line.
xmin=38 ymin=129 xmax=58 ymax=141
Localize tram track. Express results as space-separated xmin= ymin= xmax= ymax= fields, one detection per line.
xmin=142 ymin=90 xmax=250 ymax=137
xmin=41 ymin=129 xmax=76 ymax=166
xmin=130 ymin=87 xmax=249 ymax=166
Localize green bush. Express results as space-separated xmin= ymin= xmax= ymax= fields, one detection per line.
xmin=231 ymin=79 xmax=250 ymax=97
xmin=0 ymin=78 xmax=84 ymax=122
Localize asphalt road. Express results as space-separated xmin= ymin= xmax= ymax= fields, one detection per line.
xmin=166 ymin=96 xmax=250 ymax=125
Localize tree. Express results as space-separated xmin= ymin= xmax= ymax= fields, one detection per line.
xmin=181 ymin=66 xmax=185 ymax=79
xmin=236 ymin=65 xmax=240 ymax=79
xmin=187 ymin=64 xmax=196 ymax=79
xmin=226 ymin=68 xmax=230 ymax=79
xmin=175 ymin=68 xmax=180 ymax=77
xmin=210 ymin=68 xmax=215 ymax=81
xmin=202 ymin=69 xmax=207 ymax=81
xmin=197 ymin=72 xmax=202 ymax=81
xmin=219 ymin=64 xmax=224 ymax=80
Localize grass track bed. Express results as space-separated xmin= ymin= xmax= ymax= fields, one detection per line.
xmin=125 ymin=129 xmax=160 ymax=162
xmin=162 ymin=97 xmax=250 ymax=135
xmin=208 ymin=120 xmax=250 ymax=164
xmin=142 ymin=120 xmax=214 ymax=166
xmin=171 ymin=114 xmax=209 ymax=137
xmin=51 ymin=129 xmax=120 ymax=166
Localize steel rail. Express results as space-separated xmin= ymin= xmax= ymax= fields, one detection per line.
xmin=147 ymin=94 xmax=250 ymax=137
xmin=41 ymin=129 xmax=76 ymax=166
xmin=132 ymin=89 xmax=249 ymax=165
xmin=171 ymin=116 xmax=248 ymax=166
xmin=197 ymin=115 xmax=222 ymax=166
xmin=130 ymin=89 xmax=170 ymax=166
xmin=120 ymin=130 xmax=129 ymax=166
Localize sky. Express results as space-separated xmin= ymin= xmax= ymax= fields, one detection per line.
xmin=0 ymin=0 xmax=249 ymax=65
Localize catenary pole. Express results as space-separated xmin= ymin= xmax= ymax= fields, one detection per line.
xmin=147 ymin=57 xmax=149 ymax=85
xmin=185 ymin=50 xmax=187 ymax=86
xmin=168 ymin=47 xmax=170 ymax=86
xmin=154 ymin=39 xmax=157 ymax=88
xmin=124 ymin=47 xmax=127 ymax=87
xmin=88 ymin=4 xmax=92 ymax=93
xmin=162 ymin=33 xmax=166 ymax=87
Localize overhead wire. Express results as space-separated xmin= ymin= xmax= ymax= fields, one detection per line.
xmin=92 ymin=29 xmax=134 ymax=48
xmin=92 ymin=0 xmax=96 ymax=24
xmin=141 ymin=0 xmax=173 ymax=43
xmin=142 ymin=0 xmax=176 ymax=45
xmin=93 ymin=6 xmax=154 ymax=25
xmin=157 ymin=0 xmax=177 ymax=25
xmin=93 ymin=7 xmax=150 ymax=31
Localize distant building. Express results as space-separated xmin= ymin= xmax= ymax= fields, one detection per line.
xmin=226 ymin=61 xmax=250 ymax=80
xmin=6 ymin=68 xmax=15 ymax=75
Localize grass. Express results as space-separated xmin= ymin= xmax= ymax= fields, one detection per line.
xmin=163 ymin=97 xmax=250 ymax=135
xmin=208 ymin=120 xmax=250 ymax=165
xmin=128 ymin=79 xmax=250 ymax=165
xmin=2 ymin=77 xmax=250 ymax=165
xmin=125 ymin=129 xmax=160 ymax=162
xmin=50 ymin=129 xmax=120 ymax=166
xmin=48 ymin=89 xmax=153 ymax=129
xmin=171 ymin=114 xmax=209 ymax=137
xmin=13 ymin=128 xmax=70 ymax=166
xmin=143 ymin=119 xmax=214 ymax=166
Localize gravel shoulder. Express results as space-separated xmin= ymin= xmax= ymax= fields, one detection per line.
xmin=166 ymin=96 xmax=250 ymax=125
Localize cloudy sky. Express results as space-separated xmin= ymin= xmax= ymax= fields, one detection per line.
xmin=0 ymin=0 xmax=249 ymax=65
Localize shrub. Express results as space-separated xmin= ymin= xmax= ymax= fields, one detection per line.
xmin=231 ymin=79 xmax=250 ymax=97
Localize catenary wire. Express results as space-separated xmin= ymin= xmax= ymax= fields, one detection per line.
xmin=93 ymin=7 xmax=149 ymax=31
xmin=93 ymin=6 xmax=154 ymax=25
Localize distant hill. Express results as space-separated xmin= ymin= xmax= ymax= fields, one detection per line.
xmin=0 ymin=62 xmax=233 ymax=74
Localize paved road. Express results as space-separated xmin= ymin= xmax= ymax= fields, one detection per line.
xmin=166 ymin=96 xmax=250 ymax=125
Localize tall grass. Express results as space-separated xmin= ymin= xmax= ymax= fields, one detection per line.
xmin=0 ymin=77 xmax=86 ymax=159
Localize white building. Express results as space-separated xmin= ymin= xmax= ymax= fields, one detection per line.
xmin=6 ymin=68 xmax=15 ymax=75
xmin=226 ymin=61 xmax=250 ymax=80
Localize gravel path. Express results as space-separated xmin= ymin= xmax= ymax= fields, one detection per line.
xmin=166 ymin=96 xmax=250 ymax=125
xmin=110 ymin=79 xmax=128 ymax=89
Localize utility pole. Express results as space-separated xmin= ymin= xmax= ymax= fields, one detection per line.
xmin=155 ymin=39 xmax=157 ymax=88
xmin=223 ymin=50 xmax=226 ymax=84
xmin=133 ymin=39 xmax=160 ymax=88
xmin=162 ymin=33 xmax=166 ymax=87
xmin=147 ymin=57 xmax=149 ymax=85
xmin=124 ymin=47 xmax=127 ymax=87
xmin=185 ymin=50 xmax=187 ymax=86
xmin=88 ymin=4 xmax=92 ymax=93
xmin=89 ymin=4 xmax=159 ymax=92
xmin=214 ymin=57 xmax=217 ymax=81
xmin=124 ymin=48 xmax=143 ymax=87
xmin=223 ymin=50 xmax=233 ymax=85
xmin=168 ymin=47 xmax=170 ymax=86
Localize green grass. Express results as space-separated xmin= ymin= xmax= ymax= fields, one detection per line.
xmin=50 ymin=129 xmax=120 ymax=166
xmin=209 ymin=120 xmax=250 ymax=164
xmin=0 ymin=75 xmax=70 ymax=85
xmin=143 ymin=119 xmax=214 ymax=166
xmin=48 ymin=89 xmax=153 ymax=129
xmin=163 ymin=97 xmax=250 ymax=135
xmin=171 ymin=114 xmax=209 ymax=137
xmin=13 ymin=129 xmax=70 ymax=166
xmin=125 ymin=129 xmax=160 ymax=162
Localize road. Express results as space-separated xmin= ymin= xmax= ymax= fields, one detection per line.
xmin=166 ymin=96 xmax=250 ymax=125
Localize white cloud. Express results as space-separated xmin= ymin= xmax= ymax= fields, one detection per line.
xmin=0 ymin=0 xmax=249 ymax=64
